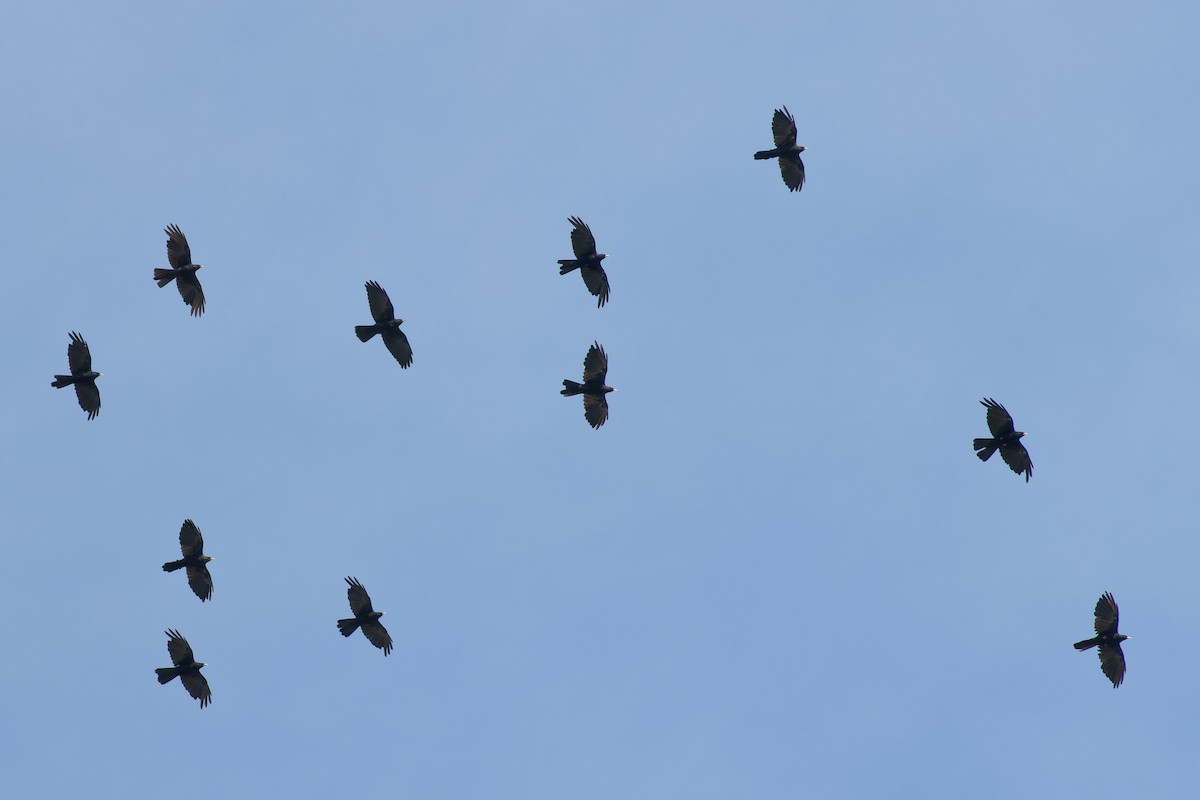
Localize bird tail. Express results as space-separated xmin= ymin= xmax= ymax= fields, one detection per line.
xmin=162 ymin=559 xmax=186 ymax=572
xmin=153 ymin=268 xmax=176 ymax=287
xmin=558 ymin=259 xmax=580 ymax=275
xmin=754 ymin=149 xmax=778 ymax=160
xmin=355 ymin=325 xmax=378 ymax=342
xmin=155 ymin=667 xmax=179 ymax=684
xmin=51 ymin=375 xmax=75 ymax=388
xmin=561 ymin=380 xmax=583 ymax=397
xmin=1074 ymin=637 xmax=1099 ymax=651
xmin=337 ymin=618 xmax=360 ymax=637
xmin=973 ymin=439 xmax=998 ymax=461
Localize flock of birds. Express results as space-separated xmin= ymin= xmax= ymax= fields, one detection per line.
xmin=46 ymin=107 xmax=1127 ymax=708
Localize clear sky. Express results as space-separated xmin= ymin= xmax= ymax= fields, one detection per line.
xmin=3 ymin=2 xmax=1199 ymax=797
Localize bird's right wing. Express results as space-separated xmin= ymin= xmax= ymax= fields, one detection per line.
xmin=166 ymin=630 xmax=195 ymax=667
xmin=1097 ymin=641 xmax=1126 ymax=687
xmin=67 ymin=332 xmax=92 ymax=375
xmin=346 ymin=577 xmax=375 ymax=617
xmin=165 ymin=224 xmax=192 ymax=269
xmin=582 ymin=341 xmax=608 ymax=383
xmin=771 ymin=107 xmax=798 ymax=149
xmin=982 ymin=398 xmax=1016 ymax=438
xmin=74 ymin=381 xmax=100 ymax=420
xmin=365 ymin=281 xmax=396 ymax=324
xmin=583 ymin=393 xmax=609 ymax=429
xmin=381 ymin=329 xmax=413 ymax=368
xmin=179 ymin=520 xmax=204 ymax=557
xmin=187 ymin=564 xmax=213 ymax=601
xmin=180 ymin=670 xmax=212 ymax=707
xmin=1094 ymin=592 xmax=1119 ymax=636
xmin=568 ymin=217 xmax=597 ymax=260
xmin=360 ymin=620 xmax=393 ymax=655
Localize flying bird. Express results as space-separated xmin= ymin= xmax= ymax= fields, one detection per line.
xmin=354 ymin=281 xmax=412 ymax=368
xmin=51 ymin=331 xmax=101 ymax=420
xmin=337 ymin=577 xmax=393 ymax=655
xmin=155 ymin=629 xmax=211 ymax=708
xmin=753 ymin=106 xmax=807 ymax=192
xmin=561 ymin=341 xmax=614 ymax=429
xmin=162 ymin=519 xmax=214 ymax=602
xmin=1074 ymin=592 xmax=1130 ymax=688
xmin=153 ymin=224 xmax=205 ymax=316
xmin=557 ymin=216 xmax=610 ymax=307
xmin=973 ymin=398 xmax=1032 ymax=482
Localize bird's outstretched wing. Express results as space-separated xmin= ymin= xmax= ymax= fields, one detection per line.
xmin=1094 ymin=592 xmax=1120 ymax=636
xmin=998 ymin=440 xmax=1032 ymax=481
xmin=166 ymin=629 xmax=195 ymax=667
xmin=179 ymin=520 xmax=204 ymax=558
xmin=67 ymin=332 xmax=92 ymax=375
xmin=778 ymin=152 xmax=805 ymax=192
xmin=74 ymin=381 xmax=100 ymax=419
xmin=1097 ymin=641 xmax=1126 ymax=688
xmin=180 ymin=670 xmax=212 ymax=707
xmin=365 ymin=280 xmax=396 ymax=324
xmin=360 ymin=619 xmax=393 ymax=655
xmin=346 ymin=576 xmax=376 ymax=617
xmin=176 ymin=273 xmax=205 ymax=316
xmin=981 ymin=398 xmax=1016 ymax=438
xmin=771 ymin=107 xmax=798 ymax=149
xmin=165 ymin=224 xmax=192 ymax=269
xmin=568 ymin=216 xmax=598 ymax=260
xmin=582 ymin=342 xmax=608 ymax=383
xmin=381 ymin=329 xmax=413 ymax=368
xmin=583 ymin=394 xmax=609 ymax=429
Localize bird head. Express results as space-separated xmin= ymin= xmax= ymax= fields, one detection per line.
xmin=603 ymin=385 xmax=615 ymax=394
xmin=797 ymin=145 xmax=808 ymax=153
xmin=196 ymin=662 xmax=208 ymax=668
xmin=1116 ymin=634 xmax=1130 ymax=642
xmin=597 ymin=253 xmax=607 ymax=262
xmin=1015 ymin=431 xmax=1027 ymax=439
xmin=201 ymin=555 xmax=214 ymax=563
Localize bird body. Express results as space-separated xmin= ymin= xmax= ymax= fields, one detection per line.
xmin=558 ymin=216 xmax=610 ymax=307
xmin=1074 ymin=592 xmax=1129 ymax=687
xmin=355 ymin=281 xmax=412 ymax=367
xmin=154 ymin=224 xmax=205 ymax=316
xmin=155 ymin=629 xmax=211 ymax=708
xmin=338 ymin=576 xmax=393 ymax=655
xmin=162 ymin=519 xmax=214 ymax=601
xmin=973 ymin=398 xmax=1032 ymax=481
xmin=561 ymin=341 xmax=614 ymax=428
xmin=754 ymin=106 xmax=806 ymax=191
xmin=51 ymin=331 xmax=101 ymax=419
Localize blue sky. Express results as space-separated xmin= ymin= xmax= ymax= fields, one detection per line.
xmin=3 ymin=2 xmax=1199 ymax=797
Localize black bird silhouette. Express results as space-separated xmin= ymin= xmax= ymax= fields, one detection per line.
xmin=561 ymin=341 xmax=614 ymax=429
xmin=557 ymin=217 xmax=610 ymax=307
xmin=50 ymin=331 xmax=101 ymax=420
xmin=1074 ymin=592 xmax=1130 ymax=688
xmin=162 ymin=519 xmax=214 ymax=602
xmin=354 ymin=281 xmax=412 ymax=368
xmin=153 ymin=224 xmax=205 ymax=317
xmin=155 ymin=629 xmax=211 ymax=708
xmin=753 ymin=106 xmax=806 ymax=192
xmin=337 ymin=577 xmax=393 ymax=655
xmin=973 ymin=398 xmax=1032 ymax=482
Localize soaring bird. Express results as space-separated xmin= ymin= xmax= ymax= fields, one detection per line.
xmin=1074 ymin=592 xmax=1130 ymax=688
xmin=337 ymin=577 xmax=393 ymax=655
xmin=973 ymin=398 xmax=1032 ymax=482
xmin=753 ymin=106 xmax=807 ymax=192
xmin=50 ymin=331 xmax=101 ymax=420
xmin=354 ymin=281 xmax=412 ymax=368
xmin=162 ymin=519 xmax=214 ymax=602
xmin=155 ymin=629 xmax=211 ymax=708
xmin=561 ymin=341 xmax=614 ymax=429
xmin=153 ymin=224 xmax=205 ymax=317
xmin=557 ymin=216 xmax=610 ymax=307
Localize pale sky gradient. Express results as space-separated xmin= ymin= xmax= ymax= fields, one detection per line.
xmin=3 ymin=2 xmax=1199 ymax=798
